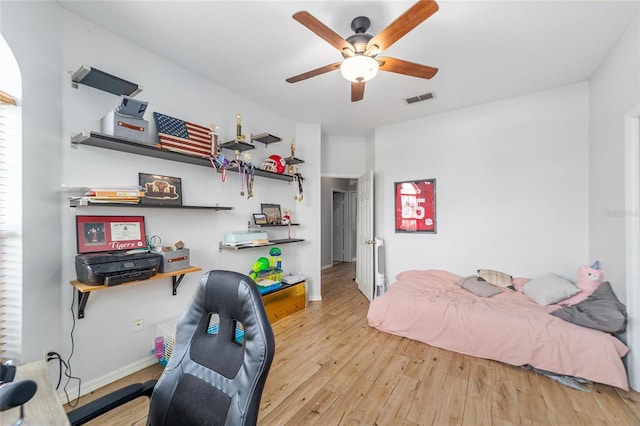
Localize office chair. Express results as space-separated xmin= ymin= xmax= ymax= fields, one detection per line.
xmin=67 ymin=270 xmax=276 ymax=426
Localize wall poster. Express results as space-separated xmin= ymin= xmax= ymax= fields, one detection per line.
xmin=394 ymin=178 xmax=436 ymax=233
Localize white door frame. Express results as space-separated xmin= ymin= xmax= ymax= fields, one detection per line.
xmin=625 ymin=104 xmax=640 ymax=391
xmin=331 ymin=189 xmax=348 ymax=264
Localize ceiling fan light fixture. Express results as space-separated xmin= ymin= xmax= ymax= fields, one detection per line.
xmin=340 ymin=55 xmax=379 ymax=83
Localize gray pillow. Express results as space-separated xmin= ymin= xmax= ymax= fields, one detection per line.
xmin=520 ymin=273 xmax=580 ymax=306
xmin=551 ymin=281 xmax=627 ymax=333
xmin=456 ymin=276 xmax=503 ymax=298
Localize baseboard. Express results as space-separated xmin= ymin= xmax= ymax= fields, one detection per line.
xmin=321 ymin=264 xmax=333 ymax=270
xmin=59 ymin=355 xmax=158 ymax=401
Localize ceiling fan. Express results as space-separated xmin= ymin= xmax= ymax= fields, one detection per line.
xmin=286 ymin=0 xmax=439 ymax=102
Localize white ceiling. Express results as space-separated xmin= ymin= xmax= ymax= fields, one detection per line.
xmin=57 ymin=1 xmax=639 ymax=136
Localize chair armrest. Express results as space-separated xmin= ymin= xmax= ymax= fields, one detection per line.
xmin=67 ymin=379 xmax=156 ymax=426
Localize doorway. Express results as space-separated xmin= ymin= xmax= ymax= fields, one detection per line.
xmin=332 ymin=190 xmax=347 ymax=262
xmin=321 ymin=177 xmax=357 ymax=269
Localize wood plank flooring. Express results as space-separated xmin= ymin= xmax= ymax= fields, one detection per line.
xmin=66 ymin=262 xmax=640 ymax=425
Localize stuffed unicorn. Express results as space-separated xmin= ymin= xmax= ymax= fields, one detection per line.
xmin=561 ymin=261 xmax=604 ymax=306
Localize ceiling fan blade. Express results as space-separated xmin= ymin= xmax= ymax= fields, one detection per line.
xmin=378 ymin=56 xmax=438 ymax=79
xmin=286 ymin=62 xmax=342 ymax=83
xmin=293 ymin=11 xmax=355 ymax=55
xmin=366 ymin=0 xmax=439 ymax=53
xmin=351 ymin=81 xmax=365 ymax=102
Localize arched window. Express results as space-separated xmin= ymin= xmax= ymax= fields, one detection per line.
xmin=0 ymin=34 xmax=23 ymax=360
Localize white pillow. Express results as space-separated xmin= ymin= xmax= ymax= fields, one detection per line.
xmin=520 ymin=273 xmax=580 ymax=306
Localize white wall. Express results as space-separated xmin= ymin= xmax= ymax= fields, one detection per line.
xmin=321 ymin=135 xmax=366 ymax=178
xmin=59 ymin=10 xmax=321 ymax=385
xmin=1 ymin=0 xmax=64 ymax=363
xmin=374 ymin=83 xmax=590 ymax=283
xmin=294 ymin=123 xmax=322 ymax=301
xmin=589 ymin=15 xmax=640 ymax=305
xmin=589 ymin=14 xmax=640 ymax=391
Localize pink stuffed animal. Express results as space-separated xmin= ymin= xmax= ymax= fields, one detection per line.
xmin=561 ymin=261 xmax=604 ymax=306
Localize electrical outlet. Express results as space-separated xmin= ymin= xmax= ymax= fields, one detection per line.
xmin=43 ymin=348 xmax=55 ymax=361
xmin=132 ymin=318 xmax=144 ymax=333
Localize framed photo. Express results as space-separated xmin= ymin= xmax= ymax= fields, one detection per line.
xmin=139 ymin=173 xmax=182 ymax=206
xmin=253 ymin=213 xmax=268 ymax=225
xmin=394 ymin=178 xmax=436 ymax=233
xmin=261 ymin=203 xmax=282 ymax=225
xmin=76 ymin=215 xmax=147 ymax=254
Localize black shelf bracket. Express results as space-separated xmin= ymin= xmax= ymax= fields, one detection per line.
xmin=172 ymin=274 xmax=186 ymax=295
xmin=77 ymin=290 xmax=90 ymax=319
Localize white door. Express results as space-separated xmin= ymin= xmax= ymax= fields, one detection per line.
xmin=356 ymin=170 xmax=374 ymax=301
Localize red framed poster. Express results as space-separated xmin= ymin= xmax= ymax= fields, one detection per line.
xmin=76 ymin=215 xmax=147 ymax=253
xmin=394 ymin=179 xmax=436 ymax=233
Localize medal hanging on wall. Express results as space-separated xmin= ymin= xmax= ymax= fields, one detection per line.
xmin=293 ymin=173 xmax=304 ymax=201
xmin=243 ymin=152 xmax=254 ymax=199
xmin=208 ymin=155 xmax=227 ymax=183
xmin=246 ymin=163 xmax=255 ymax=199
xmin=208 ymin=123 xmax=227 ymax=182
xmin=233 ymin=149 xmax=246 ymax=196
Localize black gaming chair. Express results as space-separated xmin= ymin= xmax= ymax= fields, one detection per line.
xmin=67 ymin=270 xmax=276 ymax=426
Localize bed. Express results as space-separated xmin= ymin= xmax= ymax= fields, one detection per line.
xmin=367 ymin=269 xmax=629 ymax=390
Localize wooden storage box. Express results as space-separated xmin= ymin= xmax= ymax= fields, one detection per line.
xmin=261 ymin=281 xmax=306 ymax=323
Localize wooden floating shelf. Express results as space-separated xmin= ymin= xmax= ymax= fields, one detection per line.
xmin=70 ymin=266 xmax=202 ymax=319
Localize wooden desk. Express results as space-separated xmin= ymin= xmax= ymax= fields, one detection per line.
xmin=0 ymin=360 xmax=70 ymax=426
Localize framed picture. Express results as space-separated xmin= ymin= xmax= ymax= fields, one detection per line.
xmin=76 ymin=215 xmax=147 ymax=254
xmin=394 ymin=178 xmax=436 ymax=233
xmin=261 ymin=203 xmax=282 ymax=225
xmin=139 ymin=173 xmax=182 ymax=206
xmin=253 ymin=213 xmax=268 ymax=225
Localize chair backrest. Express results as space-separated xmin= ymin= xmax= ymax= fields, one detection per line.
xmin=147 ymin=270 xmax=275 ymax=426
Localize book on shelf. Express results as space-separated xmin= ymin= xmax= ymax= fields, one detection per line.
xmin=70 ymin=196 xmax=141 ymax=205
xmin=83 ymin=189 xmax=144 ymax=197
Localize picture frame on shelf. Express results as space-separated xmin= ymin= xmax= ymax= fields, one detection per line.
xmin=394 ymin=178 xmax=437 ymax=233
xmin=261 ymin=203 xmax=282 ymax=225
xmin=76 ymin=215 xmax=147 ymax=254
xmin=139 ymin=172 xmax=182 ymax=206
xmin=253 ymin=213 xmax=268 ymax=225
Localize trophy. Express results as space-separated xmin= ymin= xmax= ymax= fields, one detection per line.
xmin=236 ymin=113 xmax=246 ymax=142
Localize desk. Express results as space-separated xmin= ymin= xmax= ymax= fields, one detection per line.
xmin=0 ymin=360 xmax=70 ymax=426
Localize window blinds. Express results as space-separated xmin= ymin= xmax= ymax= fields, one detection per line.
xmin=0 ymin=90 xmax=22 ymax=360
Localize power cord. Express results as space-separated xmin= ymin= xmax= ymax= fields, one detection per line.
xmin=46 ymin=351 xmax=81 ymax=407
xmin=45 ymin=288 xmax=82 ymax=407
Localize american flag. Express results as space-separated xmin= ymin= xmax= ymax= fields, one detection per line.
xmin=153 ymin=112 xmax=211 ymax=157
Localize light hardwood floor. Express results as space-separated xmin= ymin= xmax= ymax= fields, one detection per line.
xmin=67 ymin=262 xmax=640 ymax=425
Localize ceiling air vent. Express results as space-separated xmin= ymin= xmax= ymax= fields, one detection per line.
xmin=405 ymin=92 xmax=435 ymax=105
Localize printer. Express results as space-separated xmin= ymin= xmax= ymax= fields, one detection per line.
xmin=75 ymin=250 xmax=162 ymax=286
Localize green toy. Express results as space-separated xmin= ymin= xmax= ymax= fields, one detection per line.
xmin=250 ymin=256 xmax=270 ymax=280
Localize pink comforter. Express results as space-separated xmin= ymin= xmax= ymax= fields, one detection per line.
xmin=367 ymin=270 xmax=629 ymax=390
